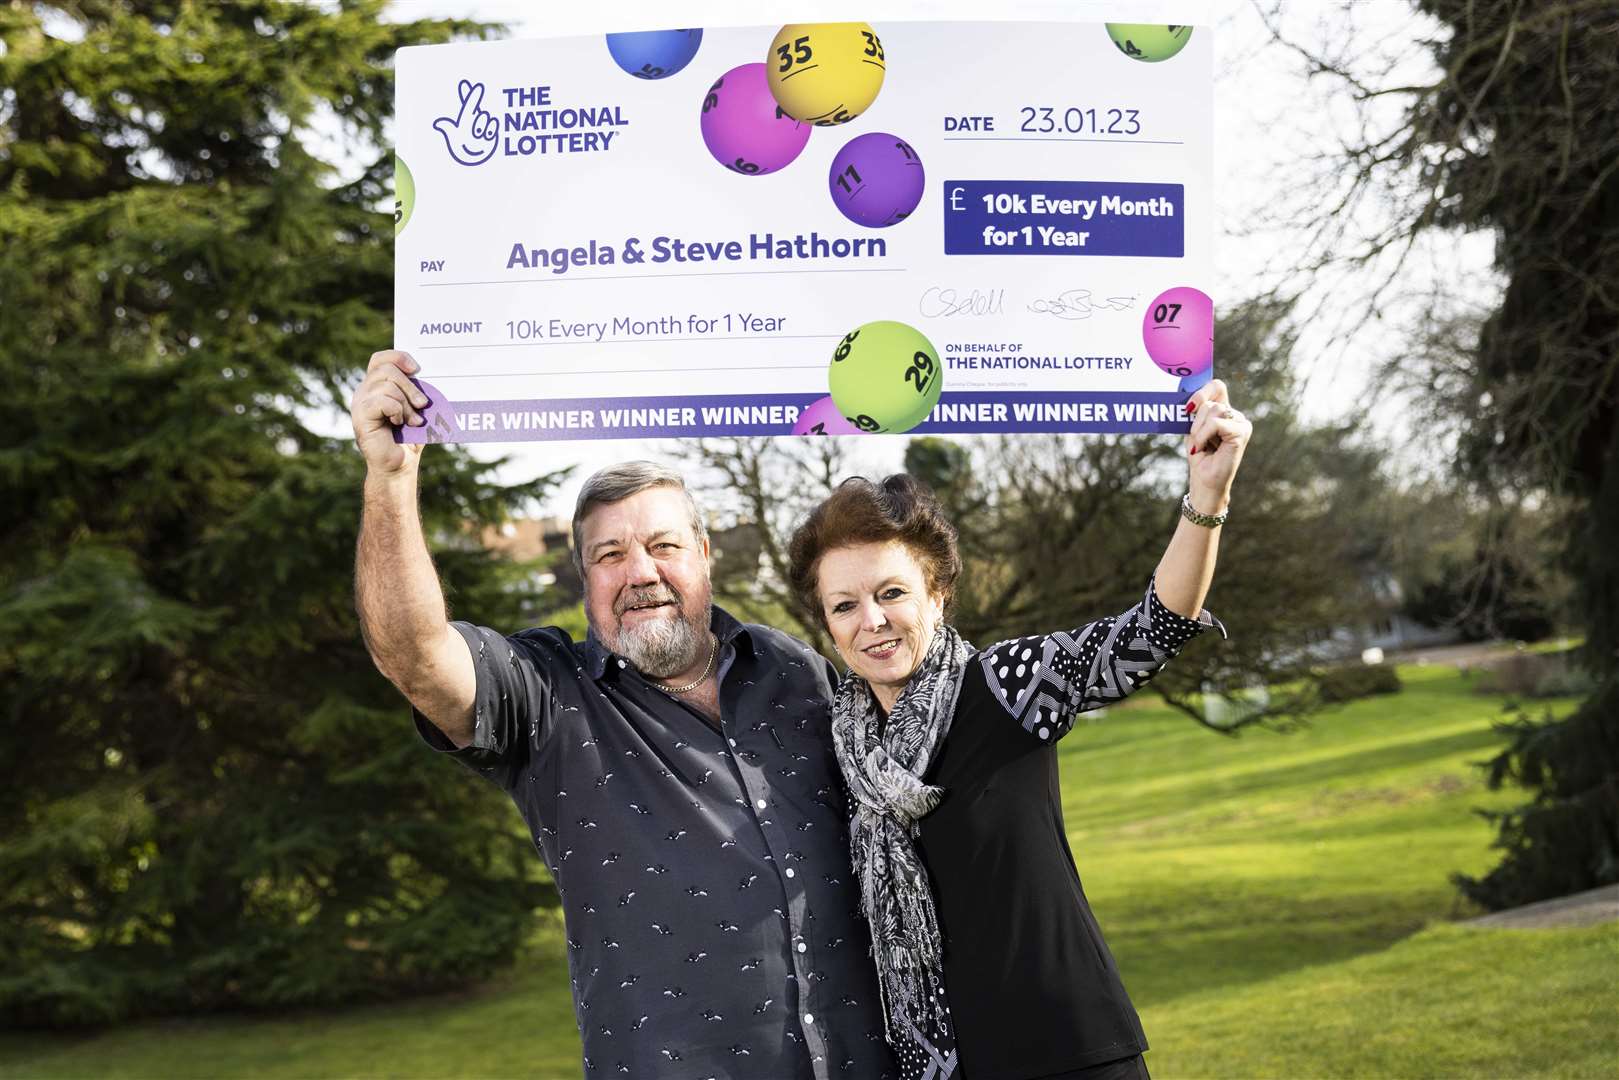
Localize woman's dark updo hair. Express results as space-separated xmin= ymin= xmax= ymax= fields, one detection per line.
xmin=786 ymin=474 xmax=962 ymax=630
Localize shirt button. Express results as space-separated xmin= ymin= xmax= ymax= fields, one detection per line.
xmin=616 ymin=659 xmax=626 ymax=668
xmin=755 ymin=799 xmax=767 ymax=810
xmin=729 ymin=738 xmax=737 ymax=747
xmin=796 ymin=942 xmax=807 ymax=953
xmin=803 ymin=1013 xmax=815 ymax=1024
xmin=785 ymin=868 xmax=795 ymax=878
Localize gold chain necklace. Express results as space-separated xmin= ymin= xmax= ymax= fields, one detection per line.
xmin=656 ymin=633 xmax=717 ymax=695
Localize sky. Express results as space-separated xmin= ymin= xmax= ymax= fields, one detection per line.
xmin=358 ymin=0 xmax=1494 ymax=515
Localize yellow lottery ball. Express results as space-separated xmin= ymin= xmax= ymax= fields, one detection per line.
xmin=767 ymin=22 xmax=886 ymax=126
xmin=827 ymin=320 xmax=942 ymax=434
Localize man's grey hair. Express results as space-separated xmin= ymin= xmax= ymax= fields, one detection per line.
xmin=571 ymin=461 xmax=708 ymax=578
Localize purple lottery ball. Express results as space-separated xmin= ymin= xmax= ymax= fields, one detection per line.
xmin=394 ymin=378 xmax=459 ymax=445
xmin=1143 ymin=286 xmax=1214 ymax=377
xmin=828 ymin=132 xmax=925 ymax=227
xmin=700 ymin=62 xmax=811 ymax=175
xmin=792 ymin=395 xmax=861 ymax=436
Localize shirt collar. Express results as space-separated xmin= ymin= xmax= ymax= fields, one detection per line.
xmin=584 ymin=604 xmax=754 ymax=679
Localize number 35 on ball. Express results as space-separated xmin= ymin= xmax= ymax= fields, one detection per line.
xmin=827 ymin=320 xmax=943 ymax=434
xmin=767 ymin=22 xmax=887 ymax=126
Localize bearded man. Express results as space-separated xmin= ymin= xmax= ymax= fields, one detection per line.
xmin=351 ymin=350 xmax=896 ymax=1079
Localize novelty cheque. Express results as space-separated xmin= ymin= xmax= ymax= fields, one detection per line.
xmin=393 ymin=21 xmax=1212 ymax=444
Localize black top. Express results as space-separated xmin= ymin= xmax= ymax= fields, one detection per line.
xmin=912 ymin=582 xmax=1223 ymax=1078
xmin=414 ymin=606 xmax=897 ymax=1080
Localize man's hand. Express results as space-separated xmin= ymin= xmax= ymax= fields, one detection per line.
xmin=351 ymin=350 xmax=429 ymax=475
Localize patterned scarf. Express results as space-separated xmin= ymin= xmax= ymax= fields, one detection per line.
xmin=831 ymin=623 xmax=974 ymax=1040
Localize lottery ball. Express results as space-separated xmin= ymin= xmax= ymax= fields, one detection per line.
xmin=606 ymin=28 xmax=702 ymax=80
xmin=394 ymin=155 xmax=415 ymax=235
xmin=829 ymin=133 xmax=924 ymax=228
xmin=767 ymin=23 xmax=886 ymax=126
xmin=700 ymin=62 xmax=812 ymax=175
xmin=792 ymin=395 xmax=861 ymax=436
xmin=1178 ymin=367 xmax=1214 ymax=395
xmin=827 ymin=320 xmax=943 ymax=435
xmin=1105 ymin=23 xmax=1193 ymax=62
xmin=394 ymin=378 xmax=459 ymax=445
xmin=1142 ymin=286 xmax=1214 ymax=377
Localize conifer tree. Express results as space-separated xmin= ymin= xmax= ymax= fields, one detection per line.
xmin=1409 ymin=0 xmax=1619 ymax=909
xmin=1263 ymin=0 xmax=1618 ymax=906
xmin=0 ymin=1 xmax=561 ymax=1026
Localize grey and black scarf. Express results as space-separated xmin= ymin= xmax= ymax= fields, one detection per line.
xmin=831 ymin=623 xmax=974 ymax=1039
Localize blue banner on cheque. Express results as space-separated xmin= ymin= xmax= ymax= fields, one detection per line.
xmin=942 ymin=181 xmax=1184 ymax=258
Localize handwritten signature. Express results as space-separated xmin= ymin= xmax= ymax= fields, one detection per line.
xmin=1027 ymin=289 xmax=1136 ymax=321
xmin=919 ymin=286 xmax=1007 ymax=318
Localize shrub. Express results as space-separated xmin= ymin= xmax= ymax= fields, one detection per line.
xmin=1474 ymin=649 xmax=1589 ymax=698
xmin=1316 ymin=662 xmax=1403 ymax=703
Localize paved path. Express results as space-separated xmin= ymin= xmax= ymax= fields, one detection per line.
xmin=1464 ymin=883 xmax=1619 ymax=929
xmin=1387 ymin=640 xmax=1559 ymax=668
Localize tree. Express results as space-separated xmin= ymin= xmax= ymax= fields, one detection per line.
xmin=944 ymin=297 xmax=1397 ymax=732
xmin=1395 ymin=493 xmax=1573 ymax=643
xmin=1260 ymin=0 xmax=1618 ymax=908
xmin=673 ymin=435 xmax=854 ymax=656
xmin=684 ymin=297 xmax=1399 ymax=733
xmin=0 ymin=1 xmax=562 ymax=1027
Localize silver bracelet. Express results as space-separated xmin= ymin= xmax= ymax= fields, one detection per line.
xmin=1181 ymin=492 xmax=1229 ymax=528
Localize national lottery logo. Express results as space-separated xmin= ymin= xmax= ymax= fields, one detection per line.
xmin=431 ymin=78 xmax=628 ymax=162
xmin=433 ymin=79 xmax=500 ymax=166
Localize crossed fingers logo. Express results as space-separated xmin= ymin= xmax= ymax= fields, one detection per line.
xmin=433 ymin=79 xmax=500 ymax=166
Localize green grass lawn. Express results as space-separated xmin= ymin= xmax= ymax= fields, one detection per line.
xmin=3 ymin=664 xmax=1614 ymax=1078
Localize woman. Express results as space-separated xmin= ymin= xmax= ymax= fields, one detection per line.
xmin=786 ymin=382 xmax=1251 ymax=1080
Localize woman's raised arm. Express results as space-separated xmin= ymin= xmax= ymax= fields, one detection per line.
xmin=1152 ymin=378 xmax=1253 ymax=620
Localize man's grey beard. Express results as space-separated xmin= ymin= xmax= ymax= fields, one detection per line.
xmin=602 ymin=587 xmax=712 ymax=679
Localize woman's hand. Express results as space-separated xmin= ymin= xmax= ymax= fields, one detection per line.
xmin=1184 ymin=379 xmax=1252 ymax=512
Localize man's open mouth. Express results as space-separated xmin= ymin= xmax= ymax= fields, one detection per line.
xmin=619 ymin=596 xmax=677 ymax=616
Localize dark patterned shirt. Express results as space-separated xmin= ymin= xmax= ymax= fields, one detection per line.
xmin=413 ymin=606 xmax=897 ymax=1080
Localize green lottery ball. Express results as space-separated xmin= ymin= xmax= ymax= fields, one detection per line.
xmin=1105 ymin=23 xmax=1193 ymax=62
xmin=394 ymin=155 xmax=415 ymax=235
xmin=827 ymin=320 xmax=942 ymax=434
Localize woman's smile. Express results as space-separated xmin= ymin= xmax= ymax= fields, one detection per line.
xmin=863 ymin=638 xmax=901 ymax=660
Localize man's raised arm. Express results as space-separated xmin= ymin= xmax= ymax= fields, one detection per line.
xmin=351 ymin=349 xmax=476 ymax=746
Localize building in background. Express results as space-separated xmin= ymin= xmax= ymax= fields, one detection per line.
xmin=480 ymin=515 xmax=581 ymax=609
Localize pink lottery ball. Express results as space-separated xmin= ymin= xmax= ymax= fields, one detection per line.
xmin=792 ymin=395 xmax=860 ymax=435
xmin=699 ymin=62 xmax=811 ymax=175
xmin=1142 ymin=286 xmax=1214 ymax=377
